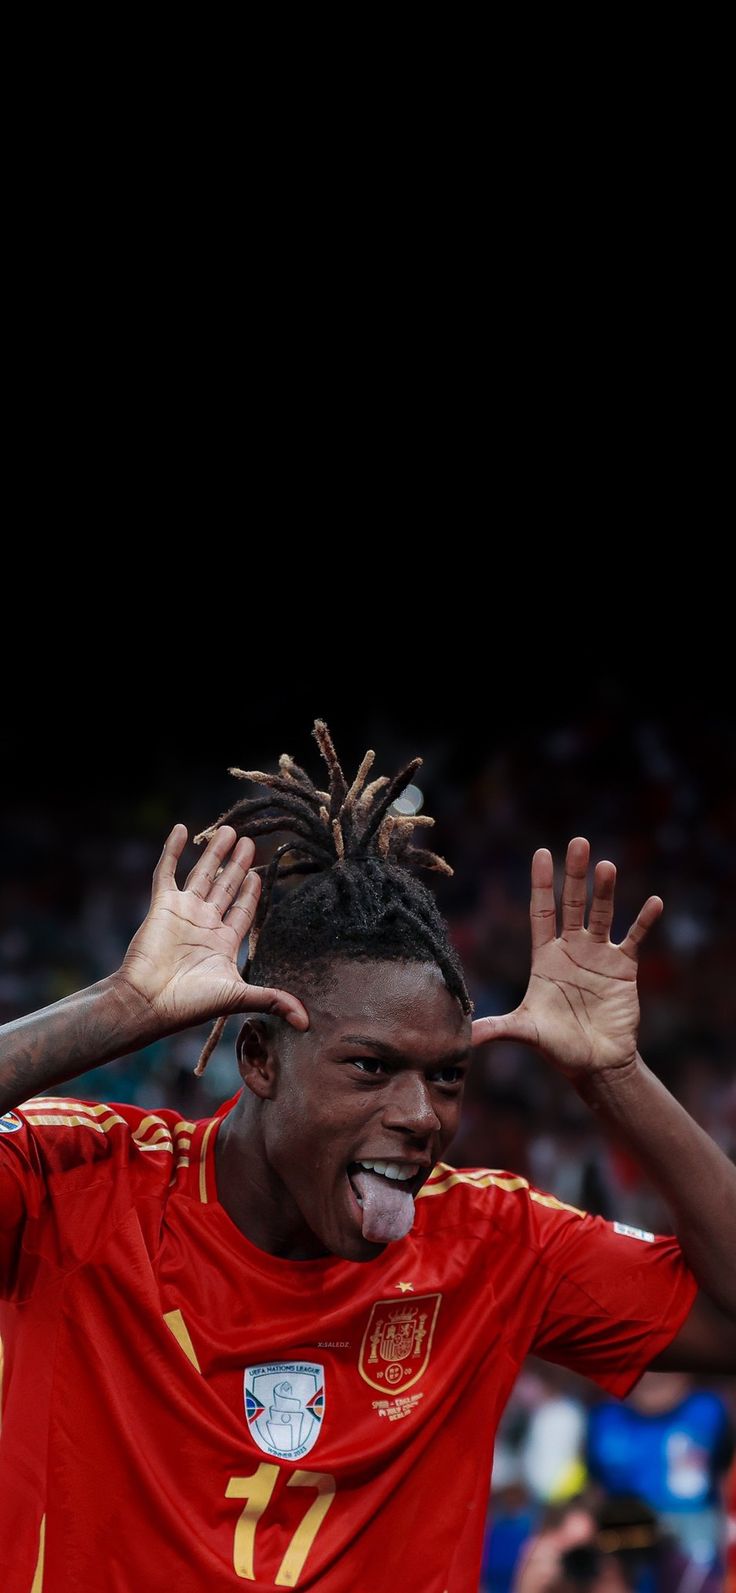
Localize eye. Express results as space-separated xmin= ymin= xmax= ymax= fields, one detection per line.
xmin=350 ymin=1057 xmax=387 ymax=1076
xmin=430 ymin=1065 xmax=465 ymax=1086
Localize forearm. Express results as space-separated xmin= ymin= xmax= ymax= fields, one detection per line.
xmin=576 ymin=1054 xmax=736 ymax=1318
xmin=0 ymin=975 xmax=160 ymax=1116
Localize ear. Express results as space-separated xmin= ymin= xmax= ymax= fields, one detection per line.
xmin=236 ymin=1018 xmax=278 ymax=1101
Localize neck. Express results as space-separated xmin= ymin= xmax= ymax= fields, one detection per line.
xmin=214 ymin=1094 xmax=331 ymax=1261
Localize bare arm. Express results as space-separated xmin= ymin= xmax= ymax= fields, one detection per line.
xmin=0 ymin=824 xmax=308 ymax=1118
xmin=0 ymin=975 xmax=160 ymax=1116
xmin=577 ymin=1056 xmax=736 ymax=1370
xmin=576 ymin=1055 xmax=736 ymax=1324
xmin=472 ymin=839 xmax=736 ymax=1370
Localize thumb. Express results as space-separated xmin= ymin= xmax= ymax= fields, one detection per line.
xmin=471 ymin=1010 xmax=536 ymax=1048
xmin=237 ymin=984 xmax=310 ymax=1031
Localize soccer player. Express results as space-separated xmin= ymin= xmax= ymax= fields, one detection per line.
xmin=0 ymin=723 xmax=734 ymax=1593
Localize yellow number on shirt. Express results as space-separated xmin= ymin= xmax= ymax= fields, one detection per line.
xmin=227 ymin=1464 xmax=279 ymax=1578
xmin=227 ymin=1464 xmax=336 ymax=1585
xmin=274 ymin=1471 xmax=336 ymax=1586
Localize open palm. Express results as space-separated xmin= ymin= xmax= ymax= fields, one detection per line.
xmin=117 ymin=824 xmax=308 ymax=1033
xmin=471 ymin=838 xmax=663 ymax=1076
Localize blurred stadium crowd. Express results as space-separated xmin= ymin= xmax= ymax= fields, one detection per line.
xmin=1 ymin=706 xmax=734 ymax=1589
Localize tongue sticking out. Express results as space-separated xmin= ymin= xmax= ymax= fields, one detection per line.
xmin=351 ymin=1169 xmax=415 ymax=1243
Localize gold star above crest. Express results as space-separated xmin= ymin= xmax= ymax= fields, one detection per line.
xmin=395 ymin=1281 xmax=414 ymax=1293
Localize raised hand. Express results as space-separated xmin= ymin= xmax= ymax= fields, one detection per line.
xmin=115 ymin=824 xmax=309 ymax=1034
xmin=471 ymin=837 xmax=662 ymax=1077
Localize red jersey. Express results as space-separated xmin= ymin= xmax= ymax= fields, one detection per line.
xmin=0 ymin=1093 xmax=697 ymax=1593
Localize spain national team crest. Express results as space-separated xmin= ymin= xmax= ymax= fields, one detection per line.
xmin=358 ymin=1294 xmax=442 ymax=1393
xmin=244 ymin=1363 xmax=325 ymax=1459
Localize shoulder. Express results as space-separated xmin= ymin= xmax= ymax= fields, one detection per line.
xmin=1 ymin=1095 xmax=196 ymax=1190
xmin=415 ymin=1161 xmax=590 ymax=1246
xmin=413 ymin=1163 xmax=690 ymax=1287
xmin=0 ymin=1097 xmax=202 ymax=1298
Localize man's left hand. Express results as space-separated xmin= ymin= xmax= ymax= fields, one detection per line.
xmin=471 ymin=837 xmax=663 ymax=1078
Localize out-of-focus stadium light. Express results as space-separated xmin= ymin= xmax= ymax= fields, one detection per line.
xmin=390 ymin=783 xmax=424 ymax=817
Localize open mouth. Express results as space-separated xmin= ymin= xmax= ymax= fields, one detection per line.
xmin=345 ymin=1160 xmax=427 ymax=1245
xmin=346 ymin=1160 xmax=427 ymax=1206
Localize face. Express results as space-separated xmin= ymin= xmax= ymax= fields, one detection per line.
xmin=629 ymin=1370 xmax=690 ymax=1413
xmin=238 ymin=959 xmax=472 ymax=1262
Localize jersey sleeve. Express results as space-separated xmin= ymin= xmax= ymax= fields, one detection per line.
xmin=0 ymin=1097 xmax=179 ymax=1302
xmin=0 ymin=1110 xmax=44 ymax=1298
xmin=528 ymin=1202 xmax=699 ymax=1398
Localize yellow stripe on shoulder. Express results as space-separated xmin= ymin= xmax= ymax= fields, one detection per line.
xmin=417 ymin=1169 xmax=530 ymax=1199
xmin=417 ymin=1163 xmax=586 ymax=1218
xmin=20 ymin=1101 xmax=197 ymax=1159
xmin=18 ymin=1111 xmax=128 ymax=1134
xmin=134 ymin=1113 xmax=171 ymax=1135
xmin=530 ymin=1190 xmax=586 ymax=1217
xmin=22 ymin=1098 xmax=121 ymax=1118
xmin=132 ymin=1117 xmax=174 ymax=1154
xmin=168 ymin=1153 xmax=191 ymax=1189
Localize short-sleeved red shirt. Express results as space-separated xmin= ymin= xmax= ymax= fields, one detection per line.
xmin=0 ymin=1094 xmax=697 ymax=1593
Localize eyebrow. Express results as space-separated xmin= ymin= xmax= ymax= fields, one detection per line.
xmin=338 ymin=1035 xmax=471 ymax=1065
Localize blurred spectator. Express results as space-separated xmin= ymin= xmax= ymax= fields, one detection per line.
xmin=587 ymin=1373 xmax=733 ymax=1575
xmin=481 ymin=1483 xmax=536 ymax=1593
xmin=519 ymin=1367 xmax=588 ymax=1506
xmin=512 ymin=1500 xmax=595 ymax=1593
xmin=484 ymin=1367 xmax=589 ymax=1590
xmin=511 ymin=1494 xmax=723 ymax=1593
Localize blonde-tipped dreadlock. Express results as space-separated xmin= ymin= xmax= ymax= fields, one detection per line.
xmin=193 ymin=719 xmax=471 ymax=1075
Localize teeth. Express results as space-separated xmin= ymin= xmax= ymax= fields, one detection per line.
xmin=357 ymin=1159 xmax=415 ymax=1182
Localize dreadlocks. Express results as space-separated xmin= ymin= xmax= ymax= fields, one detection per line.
xmin=192 ymin=720 xmax=472 ymax=1074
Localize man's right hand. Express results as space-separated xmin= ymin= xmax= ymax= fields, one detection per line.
xmin=114 ymin=824 xmax=309 ymax=1034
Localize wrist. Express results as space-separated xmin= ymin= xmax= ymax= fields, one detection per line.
xmin=0 ymin=974 xmax=168 ymax=1118
xmin=105 ymin=971 xmax=167 ymax=1049
xmin=572 ymin=1052 xmax=644 ymax=1111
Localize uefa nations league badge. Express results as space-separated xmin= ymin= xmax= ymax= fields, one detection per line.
xmin=244 ymin=1364 xmax=325 ymax=1459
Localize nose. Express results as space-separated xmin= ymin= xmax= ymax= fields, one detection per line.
xmin=381 ymin=1071 xmax=442 ymax=1139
